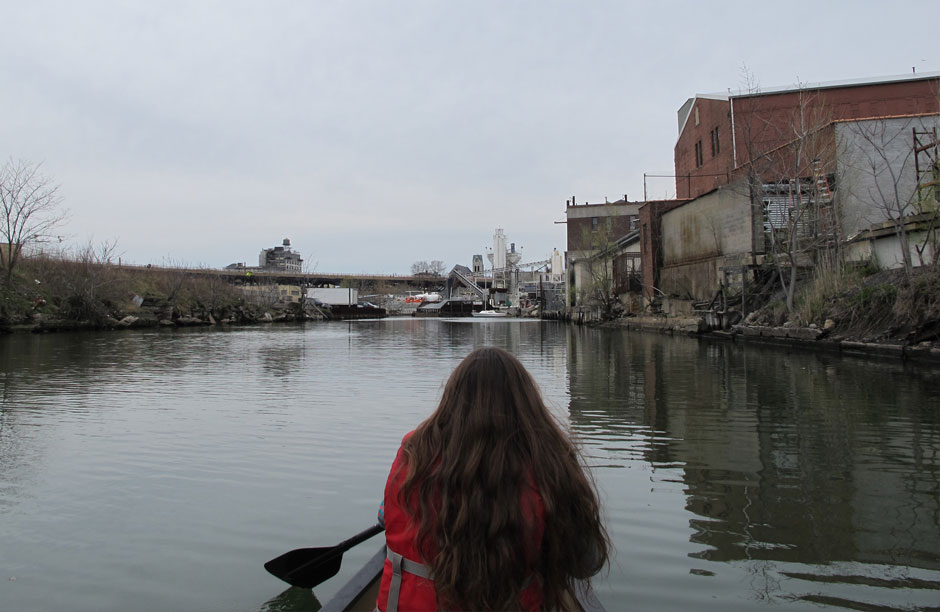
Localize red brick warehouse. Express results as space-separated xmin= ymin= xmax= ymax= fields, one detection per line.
xmin=674 ymin=73 xmax=940 ymax=200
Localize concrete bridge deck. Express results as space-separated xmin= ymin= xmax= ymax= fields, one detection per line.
xmin=116 ymin=264 xmax=442 ymax=289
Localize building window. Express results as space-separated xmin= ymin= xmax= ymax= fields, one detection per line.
xmin=591 ymin=217 xmax=599 ymax=232
xmin=714 ymin=126 xmax=720 ymax=155
xmin=694 ymin=140 xmax=704 ymax=168
xmin=694 ymin=106 xmax=700 ymax=126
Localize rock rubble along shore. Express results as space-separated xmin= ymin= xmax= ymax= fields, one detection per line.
xmin=600 ymin=316 xmax=940 ymax=364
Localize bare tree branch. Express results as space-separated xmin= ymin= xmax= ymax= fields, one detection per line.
xmin=840 ymin=115 xmax=937 ymax=276
xmin=733 ymin=82 xmax=842 ymax=313
xmin=0 ymin=159 xmax=68 ymax=286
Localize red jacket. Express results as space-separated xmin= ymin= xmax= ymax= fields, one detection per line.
xmin=376 ymin=435 xmax=545 ymax=611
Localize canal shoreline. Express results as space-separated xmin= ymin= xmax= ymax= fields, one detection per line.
xmin=9 ymin=306 xmax=940 ymax=365
xmin=605 ymin=315 xmax=940 ymax=364
xmin=0 ymin=305 xmax=317 ymax=334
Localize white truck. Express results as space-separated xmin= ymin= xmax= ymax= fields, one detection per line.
xmin=305 ymin=287 xmax=358 ymax=306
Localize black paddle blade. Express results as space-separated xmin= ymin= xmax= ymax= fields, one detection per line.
xmin=264 ymin=546 xmax=344 ymax=589
xmin=265 ymin=524 xmax=384 ymax=589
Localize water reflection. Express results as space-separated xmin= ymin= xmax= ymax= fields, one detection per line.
xmin=566 ymin=326 xmax=940 ymax=608
xmin=1 ymin=322 xmax=938 ymax=612
xmin=257 ymin=587 xmax=320 ymax=611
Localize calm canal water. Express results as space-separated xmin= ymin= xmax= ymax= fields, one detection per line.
xmin=1 ymin=319 xmax=938 ymax=612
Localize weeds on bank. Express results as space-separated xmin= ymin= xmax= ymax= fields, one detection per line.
xmin=3 ymin=250 xmax=251 ymax=327
xmin=793 ymin=260 xmax=940 ymax=340
xmin=893 ymin=263 xmax=940 ymax=326
xmin=794 ymin=263 xmax=852 ymax=326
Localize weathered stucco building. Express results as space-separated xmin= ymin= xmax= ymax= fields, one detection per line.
xmin=836 ymin=114 xmax=940 ymax=269
xmin=655 ymin=186 xmax=759 ymax=314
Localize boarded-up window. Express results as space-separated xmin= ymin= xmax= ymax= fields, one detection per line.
xmin=613 ymin=253 xmax=642 ymax=293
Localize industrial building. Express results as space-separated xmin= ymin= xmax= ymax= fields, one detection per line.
xmin=674 ymin=72 xmax=939 ymax=200
xmin=439 ymin=229 xmax=565 ymax=313
xmin=566 ymin=71 xmax=940 ymax=320
xmin=259 ymin=238 xmax=303 ymax=273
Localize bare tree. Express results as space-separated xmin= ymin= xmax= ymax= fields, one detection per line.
xmin=0 ymin=160 xmax=68 ymax=286
xmin=575 ymin=214 xmax=621 ymax=319
xmin=45 ymin=238 xmax=123 ymax=323
xmin=410 ymin=260 xmax=446 ymax=276
xmin=155 ymin=259 xmax=191 ymax=305
xmin=734 ymin=78 xmax=842 ymax=313
xmin=429 ymin=260 xmax=446 ymax=276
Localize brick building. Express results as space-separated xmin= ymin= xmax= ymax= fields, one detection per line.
xmin=566 ymin=197 xmax=638 ymax=309
xmin=565 ymin=72 xmax=940 ymax=317
xmin=674 ymin=72 xmax=940 ymax=200
xmin=566 ymin=197 xmax=640 ymax=255
xmin=638 ymin=198 xmax=693 ymax=304
xmin=566 ymin=196 xmax=681 ymax=313
xmin=259 ymin=238 xmax=303 ymax=273
xmin=653 ymin=72 xmax=940 ymax=310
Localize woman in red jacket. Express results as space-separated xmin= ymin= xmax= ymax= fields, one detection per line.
xmin=376 ymin=346 xmax=609 ymax=611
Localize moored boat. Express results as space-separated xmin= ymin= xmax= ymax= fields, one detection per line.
xmin=472 ymin=309 xmax=508 ymax=318
xmin=320 ymin=545 xmax=606 ymax=612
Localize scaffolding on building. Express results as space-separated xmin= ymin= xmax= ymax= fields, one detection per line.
xmin=914 ymin=127 xmax=940 ymax=207
xmin=761 ymin=164 xmax=840 ymax=256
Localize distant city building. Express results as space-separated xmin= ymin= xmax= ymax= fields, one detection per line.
xmin=259 ymin=238 xmax=302 ymax=273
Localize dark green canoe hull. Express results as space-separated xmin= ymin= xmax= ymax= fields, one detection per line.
xmin=321 ymin=546 xmax=606 ymax=612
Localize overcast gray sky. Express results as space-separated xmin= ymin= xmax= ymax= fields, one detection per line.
xmin=3 ymin=1 xmax=936 ymax=273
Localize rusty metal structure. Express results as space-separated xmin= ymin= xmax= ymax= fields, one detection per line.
xmin=914 ymin=127 xmax=940 ymax=206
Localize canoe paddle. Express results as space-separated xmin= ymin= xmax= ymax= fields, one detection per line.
xmin=264 ymin=523 xmax=385 ymax=589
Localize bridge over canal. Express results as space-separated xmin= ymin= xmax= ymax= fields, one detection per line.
xmin=124 ymin=264 xmax=444 ymax=291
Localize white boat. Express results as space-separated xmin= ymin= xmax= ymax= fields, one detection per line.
xmin=472 ymin=309 xmax=508 ymax=318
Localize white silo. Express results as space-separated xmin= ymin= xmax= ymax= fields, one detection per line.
xmin=492 ymin=229 xmax=507 ymax=270
xmin=551 ymin=248 xmax=564 ymax=280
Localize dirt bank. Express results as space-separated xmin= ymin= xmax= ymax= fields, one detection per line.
xmin=605 ymin=265 xmax=940 ymax=363
xmin=0 ymin=256 xmax=314 ymax=333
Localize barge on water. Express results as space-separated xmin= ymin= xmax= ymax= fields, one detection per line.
xmin=414 ymin=298 xmax=478 ymax=317
xmin=325 ymin=304 xmax=388 ymax=320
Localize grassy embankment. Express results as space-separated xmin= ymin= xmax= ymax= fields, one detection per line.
xmin=0 ymin=253 xmax=302 ymax=333
xmin=749 ymin=261 xmax=940 ymax=345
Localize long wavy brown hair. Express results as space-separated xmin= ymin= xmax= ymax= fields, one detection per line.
xmin=398 ymin=346 xmax=609 ymax=610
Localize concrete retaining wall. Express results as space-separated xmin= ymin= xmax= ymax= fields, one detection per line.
xmin=659 ymin=186 xmax=756 ymax=301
